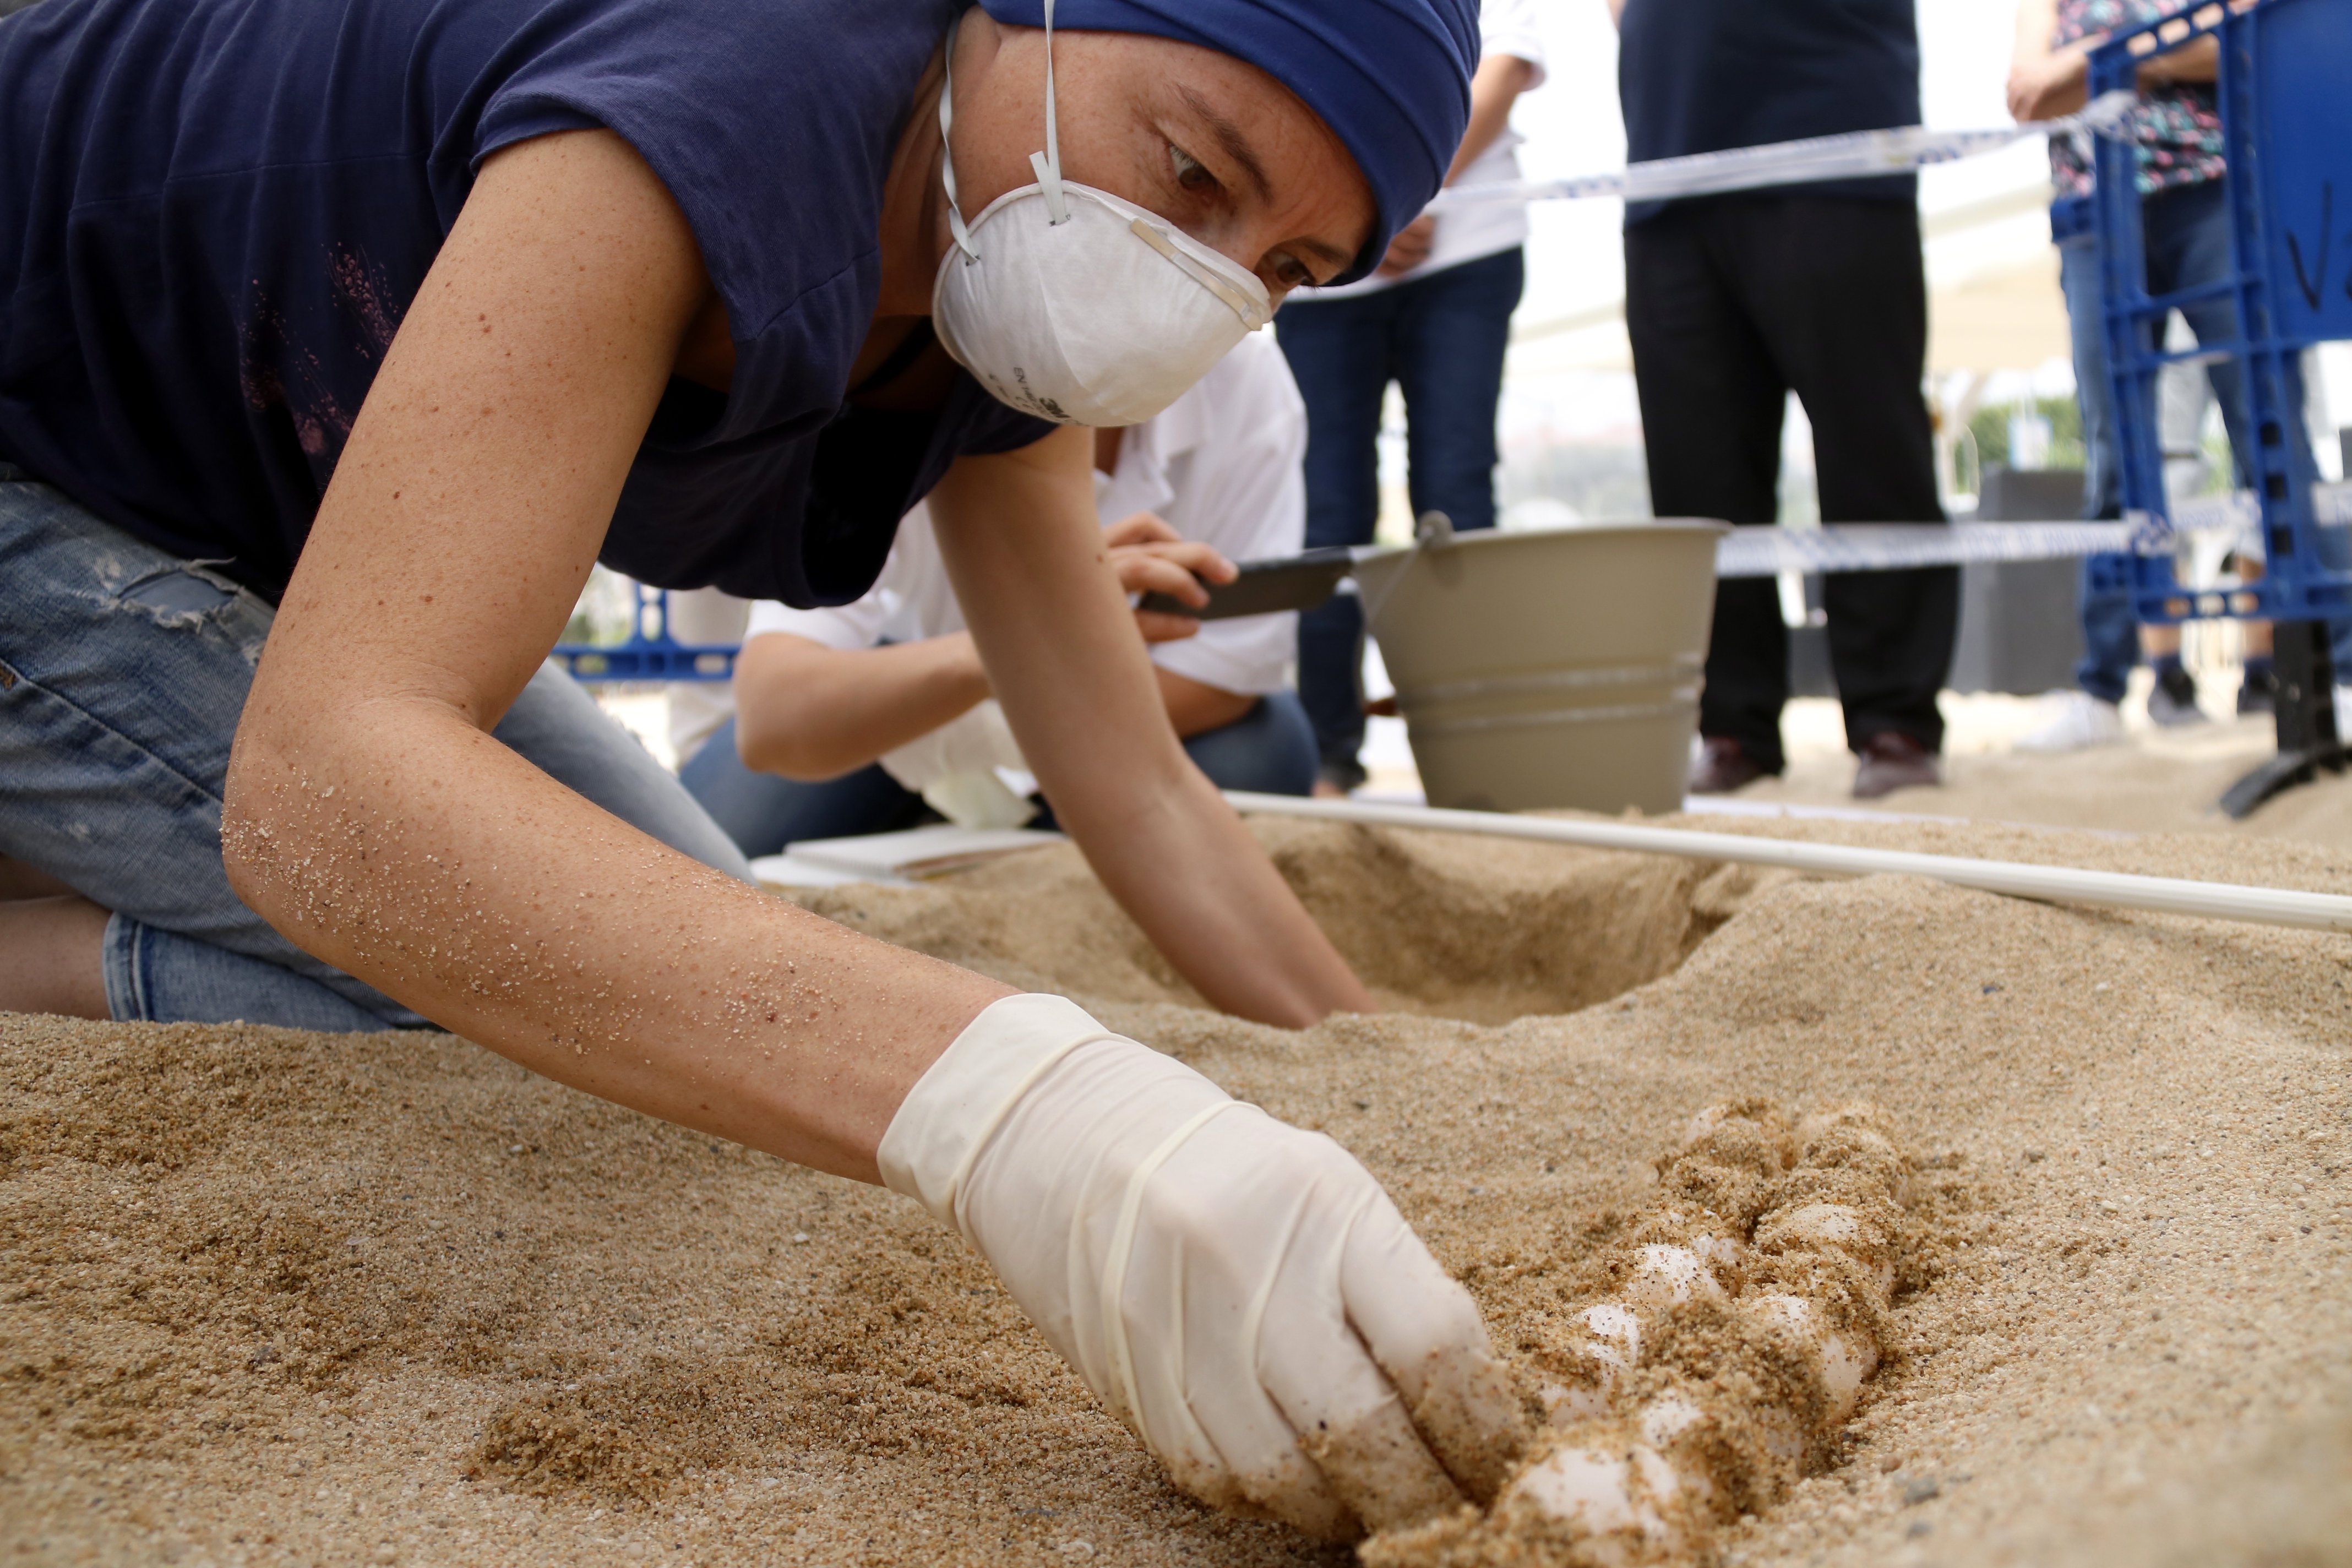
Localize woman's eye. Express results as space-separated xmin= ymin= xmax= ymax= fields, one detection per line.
xmin=1268 ymin=253 xmax=1314 ymax=291
xmin=1169 ymin=144 xmax=1218 ymax=193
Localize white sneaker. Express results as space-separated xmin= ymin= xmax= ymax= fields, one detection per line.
xmin=2016 ymin=690 xmax=2126 ymax=753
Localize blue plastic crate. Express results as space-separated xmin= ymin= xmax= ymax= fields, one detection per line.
xmin=2094 ymin=0 xmax=2352 ymax=628
xmin=550 ymin=579 xmax=738 ymax=684
xmin=2089 ymin=0 xmax=2352 ymax=812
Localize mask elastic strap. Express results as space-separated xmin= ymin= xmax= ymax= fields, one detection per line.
xmin=939 ymin=13 xmax=979 ymax=262
xmin=1030 ymin=0 xmax=1070 ymax=225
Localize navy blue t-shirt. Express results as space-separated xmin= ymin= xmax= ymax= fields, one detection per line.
xmin=1616 ymin=0 xmax=1923 ymax=225
xmin=0 ymin=0 xmax=1055 ymax=604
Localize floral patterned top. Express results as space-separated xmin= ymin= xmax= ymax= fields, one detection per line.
xmin=2048 ymin=0 xmax=2226 ymax=198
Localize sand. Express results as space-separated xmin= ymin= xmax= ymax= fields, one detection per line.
xmin=1739 ymin=698 xmax=2352 ymax=850
xmin=4 ymin=812 xmax=2350 ymax=1566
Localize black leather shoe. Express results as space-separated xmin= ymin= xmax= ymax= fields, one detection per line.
xmin=1689 ymin=737 xmax=1772 ymax=794
xmin=1852 ymin=731 xmax=1940 ymax=799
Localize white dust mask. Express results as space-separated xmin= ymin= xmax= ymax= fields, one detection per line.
xmin=930 ymin=0 xmax=1272 ymax=428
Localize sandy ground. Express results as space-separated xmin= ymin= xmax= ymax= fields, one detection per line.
xmin=1734 ymin=690 xmax=2352 ymax=851
xmin=6 ymin=810 xmax=2349 ymax=1566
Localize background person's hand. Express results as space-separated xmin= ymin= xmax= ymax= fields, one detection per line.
xmin=1102 ymin=511 xmax=1235 ymax=643
xmin=880 ymin=995 xmax=1529 ymax=1541
xmin=2007 ymin=40 xmax=2094 ymax=121
xmin=1376 ymin=213 xmax=1436 ymax=277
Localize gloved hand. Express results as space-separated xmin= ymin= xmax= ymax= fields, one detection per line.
xmin=879 ymin=994 xmax=1527 ymax=1540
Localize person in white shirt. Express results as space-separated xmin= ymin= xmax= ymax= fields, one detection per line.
xmin=680 ymin=333 xmax=1317 ymax=855
xmin=1273 ymin=0 xmax=1546 ymax=794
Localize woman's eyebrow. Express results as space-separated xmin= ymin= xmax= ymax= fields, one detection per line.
xmin=1293 ymin=237 xmax=1353 ymax=274
xmin=1174 ymin=85 xmax=1271 ymax=202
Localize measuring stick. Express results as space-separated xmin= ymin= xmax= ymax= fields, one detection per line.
xmin=1222 ymin=792 xmax=2352 ymax=934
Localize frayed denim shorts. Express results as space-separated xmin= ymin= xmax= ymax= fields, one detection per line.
xmin=0 ymin=465 xmax=752 ymax=1030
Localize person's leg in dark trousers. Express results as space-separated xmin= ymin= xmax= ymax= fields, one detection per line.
xmin=1718 ymin=195 xmax=1955 ymax=757
xmin=1277 ymin=292 xmax=1401 ymax=790
xmin=1625 ymin=204 xmax=1794 ymax=774
xmin=1178 ymin=690 xmax=1319 ymax=796
xmin=1393 ymin=247 xmax=1525 ymax=535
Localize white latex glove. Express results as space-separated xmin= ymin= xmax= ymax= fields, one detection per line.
xmin=879 ymin=994 xmax=1527 ymax=1540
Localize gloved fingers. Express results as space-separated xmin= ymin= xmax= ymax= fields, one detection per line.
xmin=1257 ymin=1313 xmax=1466 ymax=1533
xmin=1252 ymin=1222 xmax=1467 ymax=1534
xmin=1148 ymin=1384 xmax=1358 ymax=1544
xmin=1119 ymin=1121 xmax=1361 ymax=1542
xmin=1340 ymin=1186 xmax=1531 ymax=1504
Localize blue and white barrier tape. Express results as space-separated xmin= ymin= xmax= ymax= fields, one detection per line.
xmin=1711 ymin=482 xmax=2352 ymax=578
xmin=1429 ymin=91 xmax=2135 ymax=211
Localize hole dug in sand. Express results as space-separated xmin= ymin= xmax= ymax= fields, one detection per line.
xmin=799 ymin=816 xmax=1777 ymax=1024
xmin=1366 ymin=1100 xmax=1924 ymax=1567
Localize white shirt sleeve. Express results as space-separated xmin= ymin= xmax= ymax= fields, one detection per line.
xmin=739 ymin=513 xmax=961 ymax=653
xmin=742 ymin=589 xmax=891 ymax=653
xmin=1143 ymin=334 xmax=1308 ymax=699
xmin=1295 ymin=0 xmax=1548 ymax=300
xmin=1480 ymin=0 xmax=1548 ymax=86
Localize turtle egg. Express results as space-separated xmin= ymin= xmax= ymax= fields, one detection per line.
xmin=1623 ymin=1244 xmax=1728 ymax=1311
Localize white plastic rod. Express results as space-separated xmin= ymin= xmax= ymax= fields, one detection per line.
xmin=1222 ymin=792 xmax=2352 ymax=934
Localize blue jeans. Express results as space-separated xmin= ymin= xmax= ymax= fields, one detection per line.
xmin=0 ymin=471 xmax=753 ymax=1031
xmin=1275 ymin=247 xmax=1524 ymax=786
xmin=2061 ymin=179 xmax=2343 ymax=700
xmin=682 ymin=691 xmax=1320 ymax=857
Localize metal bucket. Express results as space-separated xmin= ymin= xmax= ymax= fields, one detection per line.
xmin=1352 ymin=520 xmax=1728 ymax=815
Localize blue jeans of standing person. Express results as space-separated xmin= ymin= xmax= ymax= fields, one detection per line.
xmin=681 ymin=691 xmax=1320 ymax=858
xmin=0 ymin=469 xmax=754 ymax=1031
xmin=2061 ymin=179 xmax=2345 ymax=702
xmin=1275 ymin=247 xmax=1525 ymax=789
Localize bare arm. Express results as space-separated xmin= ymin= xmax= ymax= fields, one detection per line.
xmin=927 ymin=434 xmax=1371 ymax=1026
xmin=735 ymin=629 xmax=1246 ymax=770
xmin=1450 ymin=52 xmax=1540 ymax=182
xmin=1378 ymin=51 xmax=1538 ymax=277
xmin=2009 ymin=0 xmax=2214 ymax=122
xmin=222 ymin=129 xmax=1010 ymax=1183
xmin=2011 ymin=0 xmax=2061 ymax=76
xmin=734 ymin=630 xmax=990 ymax=780
xmin=733 ymin=508 xmax=1242 ymax=774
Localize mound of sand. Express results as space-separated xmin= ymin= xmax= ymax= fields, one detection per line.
xmin=4 ymin=814 xmax=2349 ymax=1567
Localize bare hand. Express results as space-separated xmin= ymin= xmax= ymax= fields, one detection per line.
xmin=2008 ymin=40 xmax=2096 ymax=121
xmin=1102 ymin=511 xmax=1234 ymax=643
xmin=1376 ymin=214 xmax=1436 ymax=279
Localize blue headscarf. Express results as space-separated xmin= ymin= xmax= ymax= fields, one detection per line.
xmin=976 ymin=0 xmax=1479 ymax=284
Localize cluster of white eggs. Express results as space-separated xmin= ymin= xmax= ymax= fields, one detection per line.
xmin=1444 ymin=1102 xmax=1912 ymax=1567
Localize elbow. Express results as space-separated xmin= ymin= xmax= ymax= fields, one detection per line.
xmin=218 ymin=731 xmax=291 ymax=919
xmin=733 ymin=711 xmax=865 ymax=783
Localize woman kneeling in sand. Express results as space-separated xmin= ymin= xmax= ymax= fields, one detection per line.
xmin=0 ymin=0 xmax=1524 ymax=1540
